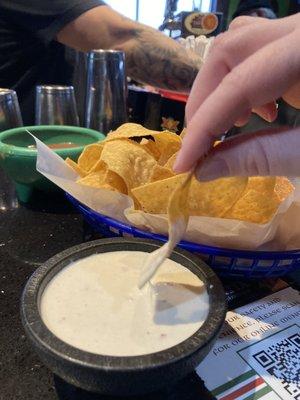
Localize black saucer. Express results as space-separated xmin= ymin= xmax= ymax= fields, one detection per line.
xmin=54 ymin=372 xmax=216 ymax=400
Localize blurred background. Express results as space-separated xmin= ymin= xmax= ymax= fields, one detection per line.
xmin=104 ymin=0 xmax=298 ymax=30
xmin=104 ymin=1 xmax=212 ymax=28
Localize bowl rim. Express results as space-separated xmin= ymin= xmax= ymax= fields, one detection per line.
xmin=21 ymin=238 xmax=226 ymax=372
xmin=0 ymin=125 xmax=104 ymax=156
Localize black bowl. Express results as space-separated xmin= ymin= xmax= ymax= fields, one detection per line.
xmin=21 ymin=238 xmax=226 ymax=396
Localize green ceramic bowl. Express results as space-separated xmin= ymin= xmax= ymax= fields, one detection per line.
xmin=0 ymin=125 xmax=105 ymax=203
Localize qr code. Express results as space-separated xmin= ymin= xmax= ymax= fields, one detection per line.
xmin=253 ymin=333 xmax=300 ymax=399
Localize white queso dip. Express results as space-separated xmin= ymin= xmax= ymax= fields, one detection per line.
xmin=41 ymin=251 xmax=209 ymax=356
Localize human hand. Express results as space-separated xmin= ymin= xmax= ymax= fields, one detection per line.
xmin=174 ymin=14 xmax=300 ymax=175
xmin=197 ymin=127 xmax=300 ymax=180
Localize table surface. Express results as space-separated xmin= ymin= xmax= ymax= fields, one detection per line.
xmin=1 ymin=170 xmax=299 ymax=400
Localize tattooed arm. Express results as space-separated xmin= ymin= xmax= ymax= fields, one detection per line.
xmin=119 ymin=25 xmax=202 ymax=92
xmin=57 ymin=5 xmax=202 ymax=92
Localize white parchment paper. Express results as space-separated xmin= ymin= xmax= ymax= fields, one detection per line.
xmin=35 ymin=137 xmax=300 ymax=251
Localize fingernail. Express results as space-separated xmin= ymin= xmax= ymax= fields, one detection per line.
xmin=266 ymin=113 xmax=274 ymax=123
xmin=197 ymin=158 xmax=229 ymax=181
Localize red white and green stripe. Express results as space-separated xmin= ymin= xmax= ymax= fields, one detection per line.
xmin=211 ymin=370 xmax=273 ymax=400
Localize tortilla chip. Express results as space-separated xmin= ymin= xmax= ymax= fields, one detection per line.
xmin=77 ymin=172 xmax=106 ymax=188
xmin=100 ymin=139 xmax=157 ymax=193
xmin=150 ymin=165 xmax=175 ymax=182
xmin=106 ymin=124 xmax=181 ymax=163
xmin=65 ymin=158 xmax=87 ymax=177
xmin=89 ymin=159 xmax=107 ymax=174
xmin=168 ymin=171 xmax=193 ymax=223
xmin=140 ymin=139 xmax=161 ymax=161
xmin=78 ymin=143 xmax=104 ymax=173
xmin=103 ymin=170 xmax=127 ymax=194
xmin=99 ymin=183 xmax=120 ymax=192
xmin=137 ymin=171 xmax=194 ymax=289
xmin=153 ymin=131 xmax=181 ymax=165
xmin=132 ymin=175 xmax=185 ymax=214
xmin=189 ymin=176 xmax=248 ymax=217
xmin=164 ymin=151 xmax=179 ymax=170
xmin=106 ymin=123 xmax=159 ymax=141
xmin=132 ymin=175 xmax=247 ymax=216
xmin=224 ymin=177 xmax=287 ymax=224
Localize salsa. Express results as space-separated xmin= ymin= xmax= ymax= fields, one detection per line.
xmin=28 ymin=142 xmax=78 ymax=149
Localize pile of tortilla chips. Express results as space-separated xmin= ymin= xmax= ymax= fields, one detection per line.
xmin=66 ymin=123 xmax=294 ymax=225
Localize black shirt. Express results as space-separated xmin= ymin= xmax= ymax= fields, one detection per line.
xmin=233 ymin=0 xmax=274 ymax=18
xmin=0 ymin=0 xmax=106 ymax=124
xmin=234 ymin=0 xmax=300 ymax=17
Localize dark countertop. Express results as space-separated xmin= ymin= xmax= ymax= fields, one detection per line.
xmin=1 ymin=170 xmax=299 ymax=400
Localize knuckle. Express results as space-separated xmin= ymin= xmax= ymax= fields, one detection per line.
xmin=229 ymin=16 xmax=250 ymax=30
xmin=209 ymin=33 xmax=236 ymax=67
xmin=211 ymin=32 xmax=228 ymax=51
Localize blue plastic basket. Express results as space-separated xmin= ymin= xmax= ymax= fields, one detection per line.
xmin=67 ymin=194 xmax=300 ymax=279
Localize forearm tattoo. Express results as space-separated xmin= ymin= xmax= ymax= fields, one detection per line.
xmin=121 ymin=27 xmax=202 ymax=91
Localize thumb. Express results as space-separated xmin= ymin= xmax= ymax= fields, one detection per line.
xmin=196 ymin=127 xmax=300 ymax=181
